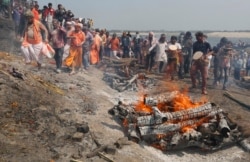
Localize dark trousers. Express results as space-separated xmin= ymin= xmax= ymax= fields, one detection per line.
xmin=183 ymin=48 xmax=192 ymax=74
xmin=82 ymin=50 xmax=90 ymax=69
xmin=99 ymin=45 xmax=104 ymax=61
xmin=234 ymin=68 xmax=241 ymax=80
xmin=54 ymin=47 xmax=64 ymax=69
xmin=145 ymin=52 xmax=156 ymax=71
xmin=134 ymin=48 xmax=142 ymax=63
xmin=213 ymin=64 xmax=219 ymax=83
xmin=178 ymin=55 xmax=184 ymax=79
xmin=246 ymin=67 xmax=250 ymax=76
xmin=183 ymin=54 xmax=191 ymax=74
xmin=219 ymin=66 xmax=229 ymax=88
xmin=122 ymin=46 xmax=130 ymax=58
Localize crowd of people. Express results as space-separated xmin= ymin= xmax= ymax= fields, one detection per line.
xmin=4 ymin=1 xmax=250 ymax=95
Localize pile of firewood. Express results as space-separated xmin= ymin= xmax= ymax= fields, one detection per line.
xmin=103 ymin=72 xmax=156 ymax=92
xmin=108 ymin=91 xmax=244 ymax=151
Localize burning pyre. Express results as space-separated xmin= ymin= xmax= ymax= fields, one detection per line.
xmin=108 ymin=91 xmax=243 ymax=151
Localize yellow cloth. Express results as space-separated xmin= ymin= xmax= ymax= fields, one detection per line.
xmin=64 ymin=47 xmax=82 ymax=68
xmin=90 ymin=36 xmax=100 ymax=64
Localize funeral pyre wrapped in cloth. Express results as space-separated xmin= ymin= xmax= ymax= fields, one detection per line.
xmin=108 ymin=91 xmax=249 ymax=152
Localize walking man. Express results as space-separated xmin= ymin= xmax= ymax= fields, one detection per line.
xmin=190 ymin=31 xmax=213 ymax=95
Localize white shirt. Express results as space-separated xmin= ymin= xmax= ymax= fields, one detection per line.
xmin=166 ymin=42 xmax=182 ymax=50
xmin=155 ymin=42 xmax=168 ymax=62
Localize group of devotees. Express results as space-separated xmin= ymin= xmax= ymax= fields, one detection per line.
xmin=18 ymin=2 xmax=250 ymax=95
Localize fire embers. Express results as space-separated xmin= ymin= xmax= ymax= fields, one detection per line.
xmin=108 ymin=91 xmax=243 ymax=151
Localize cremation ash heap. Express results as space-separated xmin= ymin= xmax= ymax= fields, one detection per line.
xmin=108 ymin=91 xmax=244 ymax=151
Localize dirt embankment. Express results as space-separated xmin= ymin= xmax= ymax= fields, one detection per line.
xmin=0 ymin=17 xmax=21 ymax=54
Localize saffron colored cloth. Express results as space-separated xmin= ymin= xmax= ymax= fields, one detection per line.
xmin=90 ymin=36 xmax=101 ymax=64
xmin=64 ymin=30 xmax=85 ymax=67
xmin=22 ymin=20 xmax=43 ymax=45
xmin=64 ymin=46 xmax=82 ymax=68
xmin=69 ymin=31 xmax=85 ymax=47
xmin=32 ymin=8 xmax=40 ymax=21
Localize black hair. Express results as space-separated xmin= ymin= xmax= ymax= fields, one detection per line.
xmin=171 ymin=36 xmax=177 ymax=40
xmin=195 ymin=31 xmax=203 ymax=37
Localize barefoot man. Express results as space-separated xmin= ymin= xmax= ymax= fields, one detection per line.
xmin=64 ymin=23 xmax=85 ymax=75
xmin=21 ymin=10 xmax=49 ymax=69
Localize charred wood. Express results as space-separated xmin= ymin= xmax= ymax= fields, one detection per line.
xmin=137 ymin=103 xmax=222 ymax=126
xmin=138 ymin=119 xmax=199 ymax=136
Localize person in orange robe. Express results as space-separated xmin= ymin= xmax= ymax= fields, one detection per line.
xmin=90 ymin=30 xmax=101 ymax=65
xmin=64 ymin=23 xmax=85 ymax=75
xmin=32 ymin=4 xmax=40 ymax=21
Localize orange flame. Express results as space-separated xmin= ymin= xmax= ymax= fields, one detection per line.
xmin=134 ymin=101 xmax=153 ymax=113
xmin=172 ymin=92 xmax=205 ymax=111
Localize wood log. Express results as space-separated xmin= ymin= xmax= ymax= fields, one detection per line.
xmin=144 ymin=91 xmax=179 ymax=106
xmin=238 ymin=138 xmax=250 ymax=152
xmin=158 ymin=132 xmax=238 ymax=151
xmin=86 ymin=145 xmax=107 ymax=158
xmin=198 ymin=123 xmax=217 ymax=135
xmin=158 ymin=139 xmax=214 ymax=151
xmin=70 ymin=159 xmax=84 ymax=162
xmin=138 ymin=119 xmax=199 ymax=136
xmin=97 ymin=152 xmax=114 ymax=162
xmin=117 ymin=74 xmax=138 ymax=92
xmin=218 ymin=113 xmax=231 ymax=138
xmin=163 ymin=102 xmax=213 ymax=121
xmin=182 ymin=128 xmax=202 ymax=141
xmin=137 ymin=103 xmax=222 ymax=126
xmin=102 ymin=56 xmax=137 ymax=64
xmin=103 ymin=72 xmax=130 ymax=80
xmin=223 ymin=91 xmax=250 ymax=109
xmin=170 ymin=133 xmax=182 ymax=146
xmin=234 ymin=79 xmax=250 ymax=89
xmin=152 ymin=106 xmax=166 ymax=120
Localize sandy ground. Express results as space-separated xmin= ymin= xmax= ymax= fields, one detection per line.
xmin=207 ymin=32 xmax=250 ymax=38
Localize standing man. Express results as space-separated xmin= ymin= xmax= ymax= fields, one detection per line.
xmin=121 ymin=32 xmax=131 ymax=58
xmin=99 ymin=29 xmax=106 ymax=61
xmin=218 ymin=44 xmax=234 ymax=90
xmin=44 ymin=3 xmax=55 ymax=33
xmin=133 ymin=32 xmax=142 ymax=64
xmin=54 ymin=4 xmax=66 ymax=26
xmin=213 ymin=37 xmax=229 ymax=86
xmin=146 ymin=32 xmax=158 ymax=73
xmin=154 ymin=34 xmax=167 ymax=74
xmin=50 ymin=19 xmax=66 ymax=73
xmin=82 ymin=27 xmax=93 ymax=71
xmin=166 ymin=36 xmax=182 ymax=80
xmin=182 ymin=31 xmax=193 ymax=75
xmin=190 ymin=31 xmax=213 ymax=95
xmin=109 ymin=33 xmax=120 ymax=59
